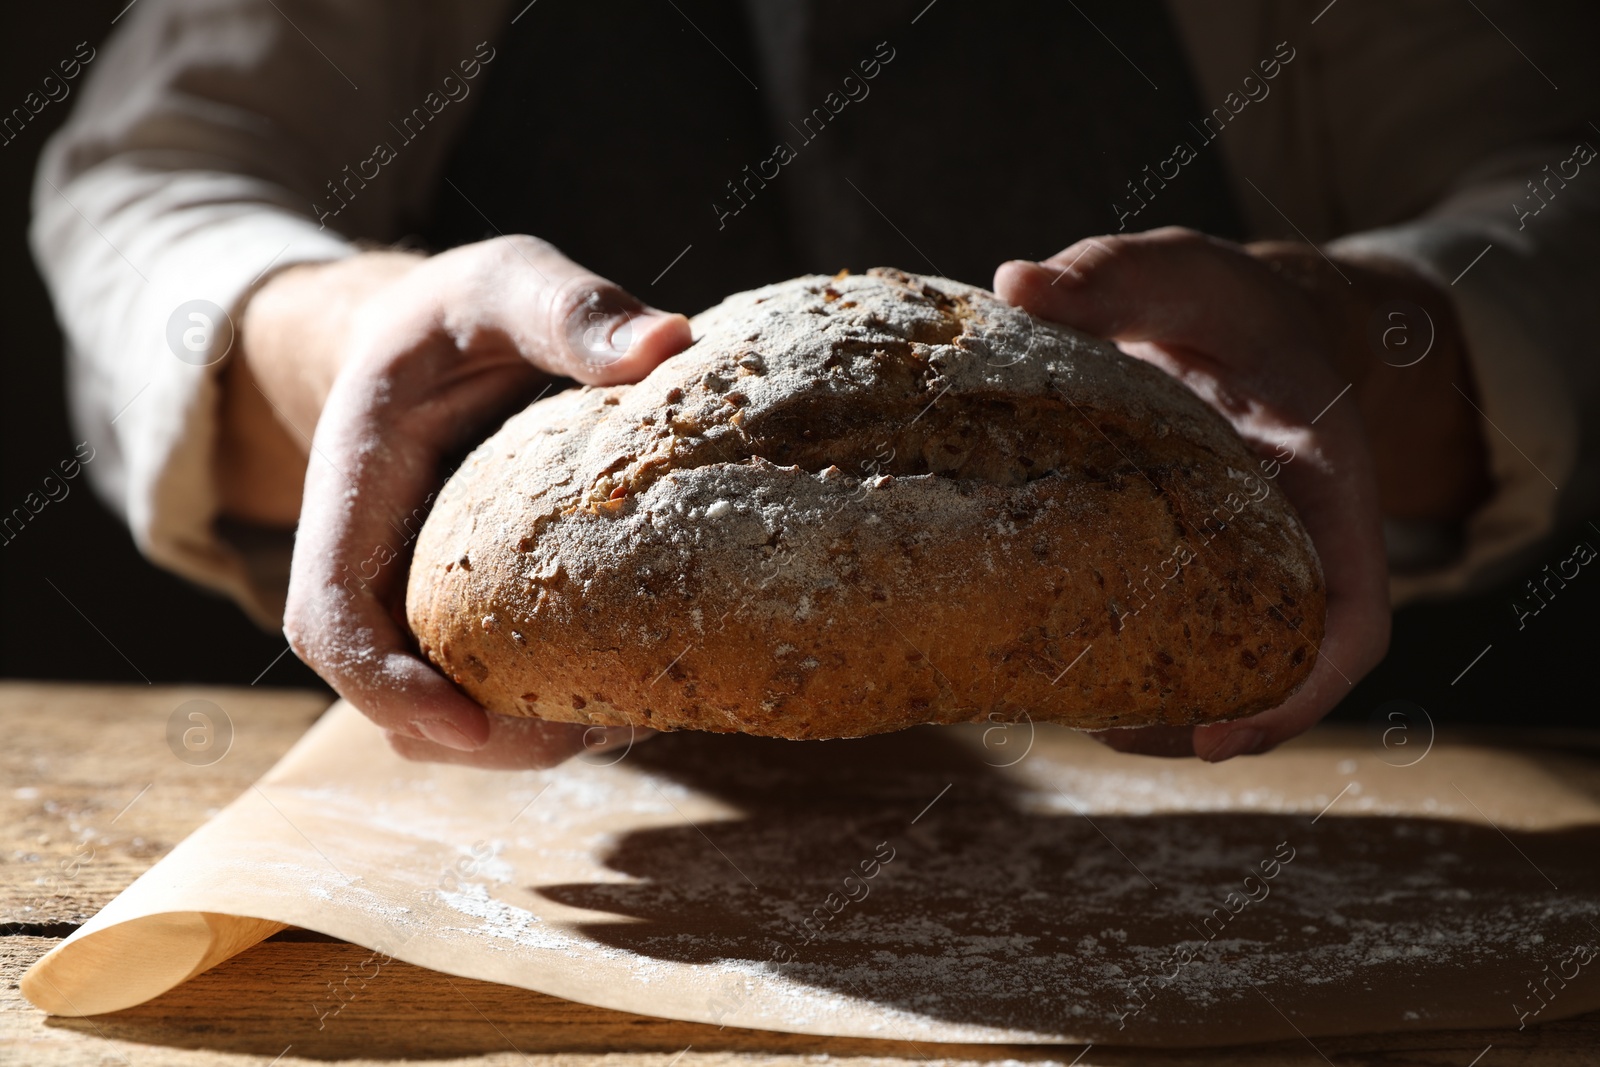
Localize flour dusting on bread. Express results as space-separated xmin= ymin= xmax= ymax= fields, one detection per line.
xmin=406 ymin=269 xmax=1324 ymax=738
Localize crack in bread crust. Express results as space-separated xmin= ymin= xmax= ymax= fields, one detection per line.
xmin=405 ymin=269 xmax=1325 ymax=739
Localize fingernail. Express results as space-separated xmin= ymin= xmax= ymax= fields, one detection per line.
xmin=416 ymin=717 xmax=479 ymax=751
xmin=629 ymin=311 xmax=687 ymax=350
xmin=1037 ymin=260 xmax=1084 ymax=290
xmin=572 ymin=312 xmax=629 ymax=363
xmin=582 ymin=724 xmax=654 ymax=748
xmin=602 ymin=312 xmax=642 ymax=354
xmin=1046 ymin=240 xmax=1114 ymax=289
xmin=1202 ymin=728 xmax=1265 ymax=763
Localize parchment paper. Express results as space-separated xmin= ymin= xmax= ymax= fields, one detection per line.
xmin=21 ymin=701 xmax=1600 ymax=1046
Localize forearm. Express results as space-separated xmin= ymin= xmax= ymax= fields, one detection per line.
xmin=218 ymin=251 xmax=425 ymax=525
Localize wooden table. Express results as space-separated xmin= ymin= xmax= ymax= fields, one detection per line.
xmin=3 ymin=681 xmax=1596 ymax=1066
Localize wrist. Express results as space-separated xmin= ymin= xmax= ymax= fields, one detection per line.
xmin=240 ymin=250 xmax=425 ymax=432
xmin=1247 ymin=241 xmax=1491 ymax=524
xmin=217 ymin=250 xmax=424 ymax=524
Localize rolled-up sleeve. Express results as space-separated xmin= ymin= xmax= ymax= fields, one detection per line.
xmin=1174 ymin=0 xmax=1600 ymax=603
xmin=30 ymin=0 xmax=504 ymax=623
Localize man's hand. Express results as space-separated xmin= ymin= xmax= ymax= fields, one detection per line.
xmin=225 ymin=237 xmax=692 ymax=766
xmin=995 ymin=227 xmax=1489 ymax=760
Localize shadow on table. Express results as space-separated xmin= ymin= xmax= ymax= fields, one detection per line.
xmin=45 ymin=728 xmax=1600 ymax=1059
xmin=537 ymin=728 xmax=1600 ymax=1045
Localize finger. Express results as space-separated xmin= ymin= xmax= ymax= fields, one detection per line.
xmin=284 ymin=351 xmax=538 ymax=750
xmin=433 ymin=237 xmax=694 ymax=387
xmin=385 ymin=720 xmax=656 ymax=770
xmin=994 ymin=229 xmax=1314 ymax=394
xmin=1190 ymin=438 xmax=1391 ymax=761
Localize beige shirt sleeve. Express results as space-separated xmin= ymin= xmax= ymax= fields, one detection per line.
xmin=30 ymin=0 xmax=507 ymax=624
xmin=40 ymin=0 xmax=1600 ymax=624
xmin=1170 ymin=0 xmax=1600 ymax=604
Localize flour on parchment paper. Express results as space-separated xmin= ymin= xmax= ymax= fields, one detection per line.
xmin=244 ymin=713 xmax=1600 ymax=1046
xmin=412 ymin=757 xmax=1599 ymax=1043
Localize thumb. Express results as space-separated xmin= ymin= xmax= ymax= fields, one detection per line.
xmin=504 ymin=241 xmax=693 ymax=385
xmin=548 ymin=275 xmax=694 ymax=385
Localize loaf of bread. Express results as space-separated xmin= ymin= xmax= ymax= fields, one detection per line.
xmin=405 ymin=268 xmax=1323 ymax=739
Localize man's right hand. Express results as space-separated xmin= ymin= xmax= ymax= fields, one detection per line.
xmin=222 ymin=237 xmax=692 ymax=767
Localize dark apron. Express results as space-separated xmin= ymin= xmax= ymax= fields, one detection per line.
xmin=420 ymin=0 xmax=1241 ymax=314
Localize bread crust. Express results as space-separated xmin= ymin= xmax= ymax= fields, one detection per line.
xmin=405 ymin=268 xmax=1324 ymax=739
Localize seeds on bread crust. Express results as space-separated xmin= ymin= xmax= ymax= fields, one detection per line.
xmin=404 ymin=268 xmax=1324 ymax=739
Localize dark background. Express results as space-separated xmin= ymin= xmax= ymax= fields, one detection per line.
xmin=2 ymin=4 xmax=1592 ymax=731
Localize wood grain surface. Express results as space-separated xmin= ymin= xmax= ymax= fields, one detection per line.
xmin=3 ymin=681 xmax=1597 ymax=1066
